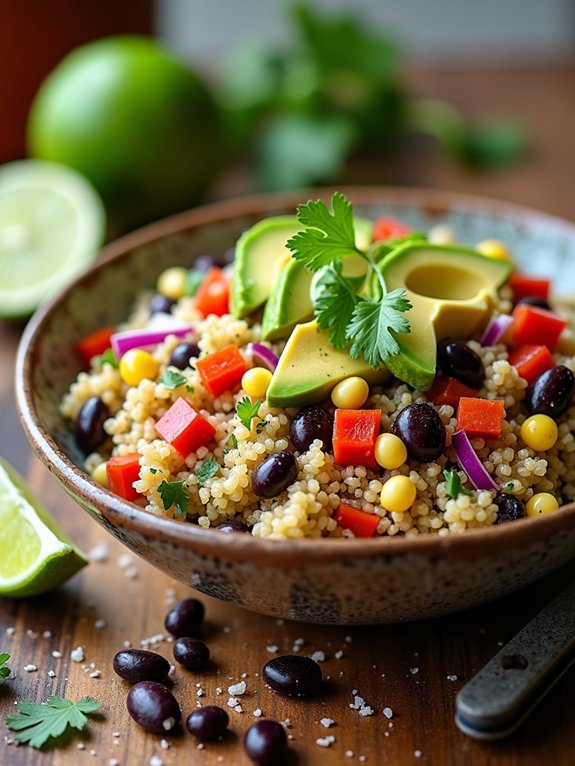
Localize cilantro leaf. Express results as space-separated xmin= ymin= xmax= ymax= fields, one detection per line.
xmin=4 ymin=695 xmax=102 ymax=749
xmin=314 ymin=262 xmax=362 ymax=349
xmin=228 ymin=433 xmax=238 ymax=449
xmin=347 ymin=288 xmax=412 ymax=367
xmin=185 ymin=268 xmax=205 ymax=297
xmin=0 ymin=652 xmax=10 ymax=682
xmin=286 ymin=192 xmax=361 ymax=271
xmin=236 ymin=396 xmax=262 ymax=430
xmin=443 ymin=470 xmax=474 ymax=500
xmin=160 ymin=369 xmax=188 ymax=389
xmin=195 ymin=458 xmax=220 ymax=485
xmin=95 ymin=348 xmax=118 ymax=369
xmin=157 ymin=479 xmax=189 ymax=518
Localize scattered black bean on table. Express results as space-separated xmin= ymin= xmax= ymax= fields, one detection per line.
xmin=173 ymin=636 xmax=211 ymax=670
xmin=244 ymin=719 xmax=289 ymax=766
xmin=113 ymin=648 xmax=171 ymax=684
xmin=263 ymin=654 xmax=323 ymax=697
xmin=164 ymin=597 xmax=205 ymax=637
xmin=186 ymin=705 xmax=230 ymax=740
xmin=126 ymin=681 xmax=181 ymax=735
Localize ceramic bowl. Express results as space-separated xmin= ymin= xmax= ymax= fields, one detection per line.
xmin=16 ymin=187 xmax=575 ymax=624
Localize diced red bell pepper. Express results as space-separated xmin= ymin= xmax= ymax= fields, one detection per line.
xmin=196 ymin=344 xmax=248 ymax=397
xmin=76 ymin=326 xmax=115 ymax=368
xmin=332 ymin=409 xmax=381 ymax=469
xmin=194 ymin=267 xmax=230 ymax=318
xmin=508 ymin=344 xmax=555 ymax=384
xmin=456 ymin=397 xmax=505 ymax=439
xmin=427 ymin=376 xmax=479 ymax=409
xmin=155 ymin=397 xmax=216 ymax=456
xmin=335 ymin=502 xmax=379 ymax=537
xmin=372 ymin=216 xmax=412 ymax=243
xmin=106 ymin=453 xmax=142 ymax=501
xmin=512 ymin=304 xmax=566 ymax=352
xmin=509 ymin=273 xmax=551 ymax=302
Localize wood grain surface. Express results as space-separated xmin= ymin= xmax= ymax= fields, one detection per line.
xmin=1 ymin=60 xmax=575 ymax=766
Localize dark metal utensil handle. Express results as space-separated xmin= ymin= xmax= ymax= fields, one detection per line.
xmin=455 ymin=577 xmax=575 ymax=740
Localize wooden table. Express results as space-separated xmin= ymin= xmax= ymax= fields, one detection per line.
xmin=1 ymin=60 xmax=575 ymax=766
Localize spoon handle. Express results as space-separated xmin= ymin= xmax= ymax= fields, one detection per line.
xmin=455 ymin=577 xmax=575 ymax=740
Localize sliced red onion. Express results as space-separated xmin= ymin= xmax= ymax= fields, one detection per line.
xmin=451 ymin=429 xmax=498 ymax=492
xmin=248 ymin=342 xmax=279 ymax=372
xmin=111 ymin=325 xmax=194 ymax=358
xmin=480 ymin=314 xmax=514 ymax=346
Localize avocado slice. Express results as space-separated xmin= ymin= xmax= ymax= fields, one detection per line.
xmin=266 ymin=319 xmax=392 ymax=407
xmin=261 ymin=217 xmax=374 ymax=340
xmin=231 ymin=216 xmax=301 ymax=318
xmin=379 ymin=242 xmax=513 ymax=390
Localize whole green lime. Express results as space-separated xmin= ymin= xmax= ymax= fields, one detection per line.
xmin=27 ymin=36 xmax=224 ymax=230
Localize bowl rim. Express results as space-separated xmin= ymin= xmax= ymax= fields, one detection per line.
xmin=15 ymin=185 xmax=575 ymax=567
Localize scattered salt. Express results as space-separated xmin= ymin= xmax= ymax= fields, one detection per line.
xmin=414 ymin=750 xmax=422 ymax=758
xmin=253 ymin=708 xmax=263 ymax=717
xmin=266 ymin=645 xmax=279 ymax=653
xmin=77 ymin=743 xmax=86 ymax=751
xmin=51 ymin=650 xmax=63 ymax=658
xmin=320 ymin=718 xmax=335 ymax=728
xmin=316 ymin=735 xmax=335 ymax=747
xmin=94 ymin=619 xmax=107 ymax=630
xmin=89 ymin=670 xmax=101 ymax=679
xmin=26 ymin=629 xmax=38 ymax=639
xmin=310 ymin=650 xmax=326 ymax=662
xmin=89 ymin=543 xmax=109 ymax=562
xmin=70 ymin=646 xmax=85 ymax=663
xmin=47 ymin=670 xmax=56 ymax=678
xmin=160 ymin=739 xmax=170 ymax=750
xmin=228 ymin=681 xmax=247 ymax=696
xmin=109 ymin=760 xmax=120 ymax=766
xmin=334 ymin=650 xmax=344 ymax=659
xmin=410 ymin=667 xmax=420 ymax=675
xmin=383 ymin=707 xmax=394 ymax=719
xmin=227 ymin=697 xmax=240 ymax=708
xmin=447 ymin=674 xmax=458 ymax=681
xmin=117 ymin=553 xmax=134 ymax=569
xmin=150 ymin=757 xmax=164 ymax=766
xmin=23 ymin=664 xmax=37 ymax=672
xmin=42 ymin=630 xmax=53 ymax=639
xmin=5 ymin=627 xmax=15 ymax=636
xmin=345 ymin=751 xmax=354 ymax=758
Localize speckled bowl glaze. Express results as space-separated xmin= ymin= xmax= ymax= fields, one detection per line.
xmin=16 ymin=187 xmax=575 ymax=624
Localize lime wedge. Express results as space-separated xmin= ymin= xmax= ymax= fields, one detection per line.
xmin=0 ymin=160 xmax=105 ymax=318
xmin=0 ymin=458 xmax=88 ymax=597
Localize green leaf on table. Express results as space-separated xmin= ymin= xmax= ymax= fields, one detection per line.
xmin=4 ymin=695 xmax=102 ymax=749
xmin=0 ymin=652 xmax=10 ymax=682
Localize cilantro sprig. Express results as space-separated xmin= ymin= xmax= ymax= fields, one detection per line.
xmin=0 ymin=652 xmax=10 ymax=682
xmin=236 ymin=397 xmax=262 ymax=430
xmin=443 ymin=469 xmax=474 ymax=500
xmin=158 ymin=479 xmax=189 ymax=518
xmin=195 ymin=458 xmax=220 ymax=485
xmin=4 ymin=695 xmax=102 ymax=749
xmin=287 ymin=192 xmax=414 ymax=368
xmin=160 ymin=369 xmax=188 ymax=389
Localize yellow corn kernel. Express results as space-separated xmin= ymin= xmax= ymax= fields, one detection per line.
xmin=374 ymin=433 xmax=407 ymax=470
xmin=331 ymin=376 xmax=369 ymax=409
xmin=476 ymin=239 xmax=514 ymax=264
xmin=520 ymin=414 xmax=558 ymax=451
xmin=156 ymin=267 xmax=188 ymax=300
xmin=380 ymin=475 xmax=416 ymax=512
xmin=242 ymin=367 xmax=273 ymax=400
xmin=526 ymin=492 xmax=559 ymax=517
xmin=91 ymin=462 xmax=109 ymax=488
xmin=119 ymin=348 xmax=159 ymax=386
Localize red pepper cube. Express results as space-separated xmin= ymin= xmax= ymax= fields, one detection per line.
xmin=332 ymin=409 xmax=381 ymax=469
xmin=155 ymin=397 xmax=216 ymax=456
xmin=509 ymin=273 xmax=551 ymax=302
xmin=456 ymin=397 xmax=505 ymax=440
xmin=428 ymin=375 xmax=479 ymax=409
xmin=194 ymin=267 xmax=230 ymax=318
xmin=508 ymin=344 xmax=554 ymax=384
xmin=372 ymin=216 xmax=411 ymax=242
xmin=512 ymin=304 xmax=566 ymax=352
xmin=76 ymin=325 xmax=115 ymax=368
xmin=335 ymin=502 xmax=379 ymax=537
xmin=196 ymin=344 xmax=248 ymax=397
xmin=106 ymin=453 xmax=142 ymax=501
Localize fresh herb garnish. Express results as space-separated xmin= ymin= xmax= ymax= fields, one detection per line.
xmin=444 ymin=470 xmax=474 ymax=500
xmin=185 ymin=268 xmax=205 ymax=297
xmin=506 ymin=481 xmax=515 ymax=491
xmin=287 ymin=192 xmax=412 ymax=368
xmin=236 ymin=396 xmax=262 ymax=430
xmin=4 ymin=696 xmax=102 ymax=749
xmin=228 ymin=433 xmax=238 ymax=449
xmin=0 ymin=652 xmax=10 ymax=682
xmin=96 ymin=348 xmax=118 ymax=369
xmin=160 ymin=369 xmax=188 ymax=389
xmin=157 ymin=479 xmax=189 ymax=518
xmin=195 ymin=458 xmax=220 ymax=485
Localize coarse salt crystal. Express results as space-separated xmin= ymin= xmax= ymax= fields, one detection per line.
xmin=26 ymin=629 xmax=38 ymax=639
xmin=42 ymin=630 xmax=53 ymax=639
xmin=383 ymin=707 xmax=393 ymax=719
xmin=253 ymin=708 xmax=263 ymax=717
xmin=334 ymin=650 xmax=344 ymax=659
xmin=117 ymin=553 xmax=134 ymax=569
xmin=162 ymin=717 xmax=176 ymax=731
xmin=51 ymin=650 xmax=63 ymax=658
xmin=160 ymin=739 xmax=170 ymax=750
xmin=94 ymin=619 xmax=107 ymax=630
xmin=109 ymin=760 xmax=120 ymax=766
xmin=227 ymin=697 xmax=239 ymax=708
xmin=5 ymin=627 xmax=15 ymax=636
xmin=345 ymin=751 xmax=354 ymax=758
xmin=150 ymin=757 xmax=164 ymax=766
xmin=89 ymin=670 xmax=101 ymax=678
xmin=77 ymin=743 xmax=86 ymax=750
xmin=23 ymin=664 xmax=37 ymax=672
xmin=359 ymin=706 xmax=374 ymax=717
xmin=266 ymin=645 xmax=279 ymax=653
xmin=447 ymin=674 xmax=458 ymax=681
xmin=47 ymin=670 xmax=56 ymax=678
xmin=316 ymin=735 xmax=335 ymax=747
xmin=196 ymin=743 xmax=205 ymax=750
xmin=89 ymin=543 xmax=109 ymax=562
xmin=320 ymin=718 xmax=335 ymax=728
xmin=410 ymin=667 xmax=419 ymax=675
xmin=414 ymin=750 xmax=422 ymax=758
xmin=71 ymin=646 xmax=84 ymax=662
xmin=228 ymin=681 xmax=246 ymax=696
xmin=350 ymin=695 xmax=364 ymax=710
xmin=310 ymin=651 xmax=326 ymax=662
xmin=197 ymin=689 xmax=205 ymax=697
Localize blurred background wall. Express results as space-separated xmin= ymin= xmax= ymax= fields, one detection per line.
xmin=156 ymin=0 xmax=575 ymax=63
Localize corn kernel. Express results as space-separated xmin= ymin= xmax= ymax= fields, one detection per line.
xmin=119 ymin=348 xmax=159 ymax=386
xmin=476 ymin=239 xmax=514 ymax=264
xmin=380 ymin=475 xmax=416 ymax=512
xmin=331 ymin=376 xmax=369 ymax=409
xmin=242 ymin=367 xmax=272 ymax=400
xmin=375 ymin=433 xmax=407 ymax=470
xmin=91 ymin=462 xmax=109 ymax=488
xmin=156 ymin=267 xmax=187 ymax=300
xmin=520 ymin=414 xmax=558 ymax=452
xmin=526 ymin=492 xmax=559 ymax=516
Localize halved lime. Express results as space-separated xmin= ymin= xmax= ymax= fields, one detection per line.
xmin=0 ymin=160 xmax=105 ymax=318
xmin=0 ymin=458 xmax=88 ymax=597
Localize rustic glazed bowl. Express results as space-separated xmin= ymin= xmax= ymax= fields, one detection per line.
xmin=16 ymin=187 xmax=575 ymax=624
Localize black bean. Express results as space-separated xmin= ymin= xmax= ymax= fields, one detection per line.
xmin=516 ymin=295 xmax=550 ymax=311
xmin=252 ymin=451 xmax=298 ymax=499
xmin=126 ymin=681 xmax=181 ymax=735
xmin=437 ymin=339 xmax=484 ymax=389
xmin=493 ymin=492 xmax=525 ymax=524
xmin=244 ymin=720 xmax=288 ymax=766
xmin=290 ymin=406 xmax=333 ymax=453
xmin=194 ymin=254 xmax=217 ymax=272
xmin=164 ymin=598 xmax=205 ymax=638
xmin=392 ymin=403 xmax=446 ymax=463
xmin=173 ymin=637 xmax=210 ymax=670
xmin=113 ymin=649 xmax=170 ymax=684
xmin=525 ymin=365 xmax=575 ymax=419
xmin=217 ymin=519 xmax=250 ymax=533
xmin=263 ymin=655 xmax=322 ymax=698
xmin=186 ymin=705 xmax=229 ymax=740
xmin=150 ymin=292 xmax=175 ymax=315
xmin=74 ymin=396 xmax=109 ymax=453
xmin=169 ymin=341 xmax=200 ymax=370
